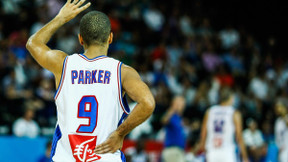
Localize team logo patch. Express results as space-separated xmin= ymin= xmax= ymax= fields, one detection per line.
xmin=68 ymin=134 xmax=101 ymax=162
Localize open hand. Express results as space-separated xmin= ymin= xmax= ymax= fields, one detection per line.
xmin=94 ymin=131 xmax=124 ymax=154
xmin=56 ymin=0 xmax=91 ymax=23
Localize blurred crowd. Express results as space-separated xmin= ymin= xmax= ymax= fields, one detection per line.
xmin=0 ymin=0 xmax=288 ymax=162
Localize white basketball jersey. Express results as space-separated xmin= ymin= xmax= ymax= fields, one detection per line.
xmin=205 ymin=105 xmax=236 ymax=151
xmin=275 ymin=117 xmax=288 ymax=149
xmin=51 ymin=54 xmax=129 ymax=162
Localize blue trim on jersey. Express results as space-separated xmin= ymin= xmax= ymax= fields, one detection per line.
xmin=119 ymin=63 xmax=130 ymax=113
xmin=120 ymin=151 xmax=126 ymax=162
xmin=50 ymin=125 xmax=62 ymax=161
xmin=117 ymin=112 xmax=128 ymax=127
xmin=54 ymin=56 xmax=68 ymax=99
xmin=122 ymin=95 xmax=130 ymax=113
xmin=80 ymin=53 xmax=106 ymax=60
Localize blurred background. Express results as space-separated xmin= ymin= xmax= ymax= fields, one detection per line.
xmin=0 ymin=0 xmax=287 ymax=162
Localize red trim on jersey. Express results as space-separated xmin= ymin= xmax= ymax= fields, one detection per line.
xmin=117 ymin=62 xmax=129 ymax=114
xmin=55 ymin=57 xmax=68 ymax=100
xmin=78 ymin=54 xmax=107 ymax=62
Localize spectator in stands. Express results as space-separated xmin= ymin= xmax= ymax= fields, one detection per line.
xmin=131 ymin=139 xmax=150 ymax=162
xmin=193 ymin=81 xmax=210 ymax=115
xmin=12 ymin=107 xmax=40 ymax=138
xmin=249 ymin=72 xmax=269 ymax=101
xmin=261 ymin=120 xmax=274 ymax=144
xmin=143 ymin=5 xmax=164 ymax=32
xmin=201 ymin=42 xmax=222 ymax=73
xmin=38 ymin=141 xmax=52 ymax=162
xmin=179 ymin=15 xmax=195 ymax=37
xmin=0 ymin=22 xmax=3 ymax=40
xmin=166 ymin=41 xmax=182 ymax=67
xmin=274 ymin=101 xmax=288 ymax=162
xmin=219 ymin=25 xmax=240 ymax=50
xmin=222 ymin=47 xmax=245 ymax=74
xmin=197 ymin=18 xmax=213 ymax=38
xmin=243 ymin=118 xmax=266 ymax=162
xmin=161 ymin=96 xmax=186 ymax=162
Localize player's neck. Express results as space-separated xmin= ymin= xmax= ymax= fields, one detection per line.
xmin=83 ymin=45 xmax=108 ymax=59
xmin=220 ymin=102 xmax=231 ymax=107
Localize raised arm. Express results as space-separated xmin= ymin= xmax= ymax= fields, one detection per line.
xmin=26 ymin=0 xmax=91 ymax=87
xmin=234 ymin=110 xmax=249 ymax=162
xmin=94 ymin=65 xmax=155 ymax=154
xmin=161 ymin=107 xmax=175 ymax=125
xmin=161 ymin=96 xmax=185 ymax=125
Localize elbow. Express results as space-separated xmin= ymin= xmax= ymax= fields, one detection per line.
xmin=26 ymin=36 xmax=35 ymax=52
xmin=143 ymin=97 xmax=155 ymax=115
xmin=26 ymin=39 xmax=32 ymax=51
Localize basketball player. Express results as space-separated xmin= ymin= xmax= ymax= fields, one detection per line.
xmin=199 ymin=88 xmax=249 ymax=162
xmin=26 ymin=0 xmax=155 ymax=161
xmin=274 ymin=101 xmax=288 ymax=162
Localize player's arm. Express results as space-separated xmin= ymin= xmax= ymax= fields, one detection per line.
xmin=161 ymin=107 xmax=175 ymax=125
xmin=234 ymin=110 xmax=249 ymax=162
xmin=285 ymin=115 xmax=288 ymax=126
xmin=94 ymin=65 xmax=155 ymax=154
xmin=26 ymin=0 xmax=90 ymax=84
xmin=199 ymin=110 xmax=209 ymax=152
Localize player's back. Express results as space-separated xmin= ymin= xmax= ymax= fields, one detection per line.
xmin=206 ymin=105 xmax=235 ymax=151
xmin=51 ymin=54 xmax=129 ymax=162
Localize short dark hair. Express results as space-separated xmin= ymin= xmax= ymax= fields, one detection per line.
xmin=80 ymin=11 xmax=111 ymax=46
xmin=219 ymin=88 xmax=233 ymax=103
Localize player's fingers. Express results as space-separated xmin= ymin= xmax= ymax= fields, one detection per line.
xmin=94 ymin=145 xmax=103 ymax=151
xmin=67 ymin=0 xmax=72 ymax=4
xmin=95 ymin=147 xmax=111 ymax=154
xmin=94 ymin=145 xmax=111 ymax=154
xmin=94 ymin=143 xmax=108 ymax=151
xmin=77 ymin=2 xmax=91 ymax=12
xmin=76 ymin=0 xmax=85 ymax=7
xmin=95 ymin=141 xmax=108 ymax=148
xmin=73 ymin=0 xmax=81 ymax=5
xmin=95 ymin=142 xmax=114 ymax=152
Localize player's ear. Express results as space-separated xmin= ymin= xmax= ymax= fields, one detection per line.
xmin=78 ymin=34 xmax=84 ymax=45
xmin=108 ymin=32 xmax=113 ymax=44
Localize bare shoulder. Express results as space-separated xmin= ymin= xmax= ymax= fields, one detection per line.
xmin=203 ymin=109 xmax=210 ymax=122
xmin=233 ymin=110 xmax=241 ymax=118
xmin=204 ymin=109 xmax=210 ymax=117
xmin=121 ymin=64 xmax=141 ymax=81
xmin=121 ymin=64 xmax=137 ymax=73
xmin=233 ymin=110 xmax=243 ymax=124
xmin=26 ymin=39 xmax=68 ymax=76
xmin=47 ymin=50 xmax=67 ymax=75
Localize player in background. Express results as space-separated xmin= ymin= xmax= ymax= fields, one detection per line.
xmin=26 ymin=0 xmax=155 ymax=161
xmin=199 ymin=88 xmax=249 ymax=162
xmin=274 ymin=101 xmax=288 ymax=162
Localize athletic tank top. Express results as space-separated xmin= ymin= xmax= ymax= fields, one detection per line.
xmin=205 ymin=105 xmax=235 ymax=150
xmin=51 ymin=54 xmax=129 ymax=162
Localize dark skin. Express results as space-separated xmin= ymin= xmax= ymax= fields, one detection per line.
xmin=26 ymin=0 xmax=155 ymax=154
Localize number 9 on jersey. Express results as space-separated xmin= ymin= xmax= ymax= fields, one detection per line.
xmin=76 ymin=96 xmax=98 ymax=133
